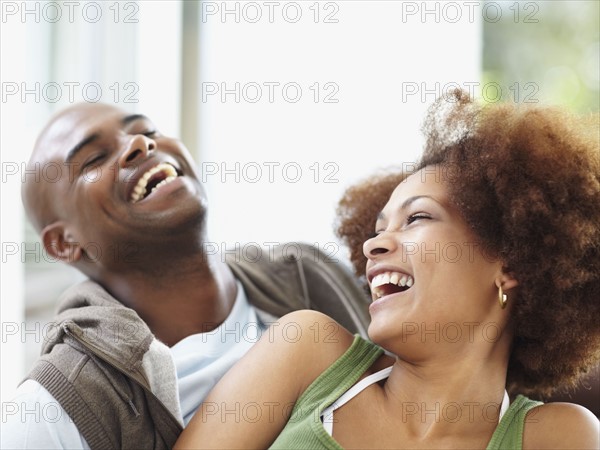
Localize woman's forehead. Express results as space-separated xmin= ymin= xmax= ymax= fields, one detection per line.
xmin=388 ymin=167 xmax=448 ymax=204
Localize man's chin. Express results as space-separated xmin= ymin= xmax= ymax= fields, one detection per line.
xmin=101 ymin=224 xmax=207 ymax=270
xmin=140 ymin=206 xmax=208 ymax=240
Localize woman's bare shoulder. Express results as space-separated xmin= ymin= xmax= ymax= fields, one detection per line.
xmin=267 ymin=310 xmax=357 ymax=382
xmin=523 ymin=402 xmax=599 ymax=450
xmin=175 ymin=310 xmax=358 ymax=449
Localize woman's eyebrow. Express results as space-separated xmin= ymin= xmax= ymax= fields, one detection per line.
xmin=400 ymin=195 xmax=436 ymax=210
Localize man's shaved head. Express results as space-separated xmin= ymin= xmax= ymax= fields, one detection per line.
xmin=23 ymin=103 xmax=125 ymax=232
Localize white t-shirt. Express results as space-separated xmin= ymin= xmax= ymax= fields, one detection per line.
xmin=1 ymin=282 xmax=265 ymax=449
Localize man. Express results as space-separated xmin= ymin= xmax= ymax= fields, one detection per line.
xmin=3 ymin=103 xmax=370 ymax=449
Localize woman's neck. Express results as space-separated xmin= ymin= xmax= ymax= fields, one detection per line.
xmin=381 ymin=339 xmax=511 ymax=441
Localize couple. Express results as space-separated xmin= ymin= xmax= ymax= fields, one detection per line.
xmin=7 ymin=90 xmax=600 ymax=449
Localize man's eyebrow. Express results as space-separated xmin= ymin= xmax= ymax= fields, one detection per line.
xmin=376 ymin=195 xmax=438 ymax=222
xmin=65 ymin=133 xmax=100 ymax=164
xmin=121 ymin=114 xmax=149 ymax=126
xmin=65 ymin=114 xmax=150 ymax=164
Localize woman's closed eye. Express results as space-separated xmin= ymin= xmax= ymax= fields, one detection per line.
xmin=406 ymin=213 xmax=431 ymax=225
xmin=369 ymin=213 xmax=432 ymax=238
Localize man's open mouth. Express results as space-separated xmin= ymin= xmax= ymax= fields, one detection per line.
xmin=371 ymin=272 xmax=414 ymax=300
xmin=130 ymin=163 xmax=179 ymax=203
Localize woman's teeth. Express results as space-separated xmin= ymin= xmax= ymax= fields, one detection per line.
xmin=371 ymin=271 xmax=414 ymax=299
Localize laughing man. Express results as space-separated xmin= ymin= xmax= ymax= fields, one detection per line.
xmin=3 ymin=103 xmax=369 ymax=449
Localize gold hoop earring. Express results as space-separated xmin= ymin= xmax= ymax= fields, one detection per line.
xmin=498 ymin=284 xmax=507 ymax=309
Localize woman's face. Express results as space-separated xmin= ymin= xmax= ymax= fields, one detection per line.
xmin=363 ymin=166 xmax=511 ymax=359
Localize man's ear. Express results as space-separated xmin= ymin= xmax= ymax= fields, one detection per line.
xmin=41 ymin=222 xmax=82 ymax=263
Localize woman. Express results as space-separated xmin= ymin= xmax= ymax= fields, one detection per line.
xmin=175 ymin=91 xmax=600 ymax=449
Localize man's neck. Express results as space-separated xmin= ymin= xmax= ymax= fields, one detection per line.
xmin=99 ymin=252 xmax=238 ymax=347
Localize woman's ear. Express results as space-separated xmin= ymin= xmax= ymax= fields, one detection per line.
xmin=41 ymin=222 xmax=82 ymax=263
xmin=495 ymin=271 xmax=519 ymax=292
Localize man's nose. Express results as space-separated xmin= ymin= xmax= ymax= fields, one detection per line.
xmin=118 ymin=134 xmax=156 ymax=167
xmin=363 ymin=232 xmax=397 ymax=259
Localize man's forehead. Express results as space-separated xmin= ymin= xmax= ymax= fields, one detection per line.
xmin=34 ymin=103 xmax=127 ymax=161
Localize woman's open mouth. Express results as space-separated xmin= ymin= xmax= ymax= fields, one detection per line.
xmin=371 ymin=271 xmax=414 ymax=301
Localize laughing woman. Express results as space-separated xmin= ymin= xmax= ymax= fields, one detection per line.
xmin=175 ymin=91 xmax=600 ymax=449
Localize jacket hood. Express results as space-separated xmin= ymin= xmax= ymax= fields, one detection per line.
xmin=41 ymin=280 xmax=154 ymax=377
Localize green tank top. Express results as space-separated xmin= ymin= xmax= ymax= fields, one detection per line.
xmin=270 ymin=335 xmax=542 ymax=449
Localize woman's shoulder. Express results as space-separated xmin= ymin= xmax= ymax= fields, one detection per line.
xmin=522 ymin=401 xmax=599 ymax=449
xmin=266 ymin=310 xmax=359 ymax=385
xmin=272 ymin=309 xmax=356 ymax=349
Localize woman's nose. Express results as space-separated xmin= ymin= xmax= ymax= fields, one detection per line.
xmin=363 ymin=232 xmax=397 ymax=259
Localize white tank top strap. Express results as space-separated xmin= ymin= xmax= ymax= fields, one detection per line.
xmin=499 ymin=389 xmax=510 ymax=421
xmin=320 ymin=367 xmax=511 ymax=437
xmin=321 ymin=366 xmax=393 ymax=436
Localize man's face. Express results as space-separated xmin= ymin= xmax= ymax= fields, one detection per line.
xmin=28 ymin=103 xmax=207 ymax=272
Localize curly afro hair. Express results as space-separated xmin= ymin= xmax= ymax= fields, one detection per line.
xmin=335 ymin=90 xmax=600 ymax=397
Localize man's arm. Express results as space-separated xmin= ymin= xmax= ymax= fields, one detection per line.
xmin=174 ymin=310 xmax=354 ymax=449
xmin=1 ymin=380 xmax=90 ymax=450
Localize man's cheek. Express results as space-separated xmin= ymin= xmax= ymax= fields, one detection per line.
xmin=81 ymin=165 xmax=104 ymax=183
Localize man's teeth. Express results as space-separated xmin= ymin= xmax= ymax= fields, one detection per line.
xmin=130 ymin=163 xmax=178 ymax=203
xmin=371 ymin=271 xmax=414 ymax=299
